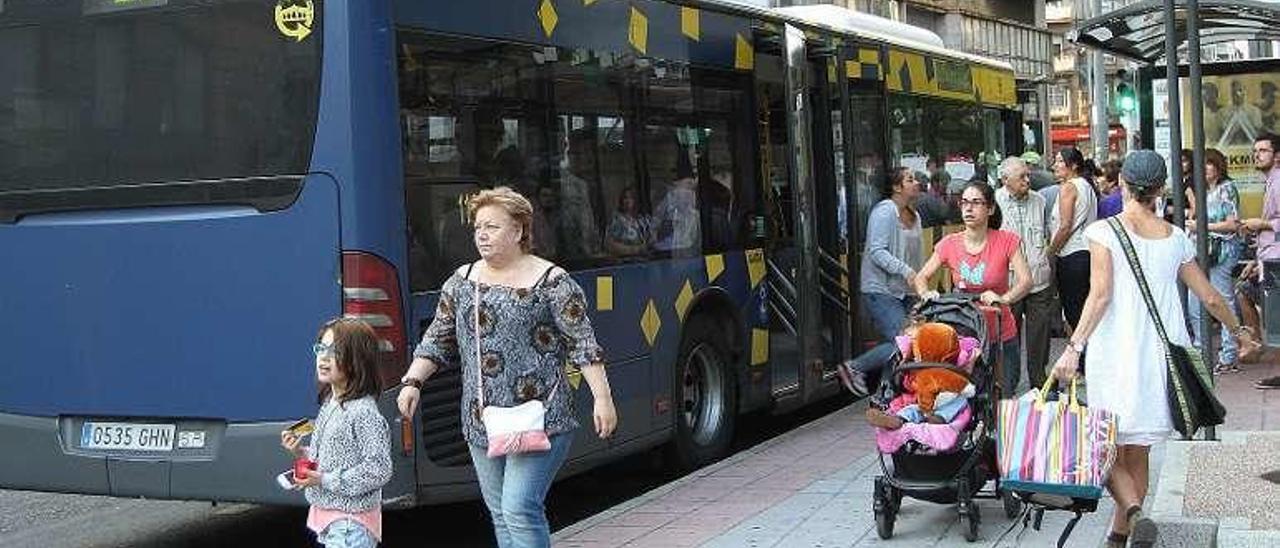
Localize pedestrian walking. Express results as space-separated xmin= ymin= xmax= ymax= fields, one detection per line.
xmin=839 ymin=167 xmax=925 ymax=396
xmin=1184 ymin=148 xmax=1244 ymax=374
xmin=1048 ymin=147 xmax=1098 ymax=345
xmin=397 ymin=187 xmax=617 ymax=548
xmin=995 ymin=156 xmax=1057 ymax=392
xmin=1050 ymin=150 xmax=1255 ymax=548
xmin=1239 ymin=134 xmax=1280 ymax=390
xmin=915 ymin=181 xmax=1032 ymax=396
xmin=281 ymin=318 xmax=393 ymax=548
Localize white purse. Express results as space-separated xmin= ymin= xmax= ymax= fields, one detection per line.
xmin=473 ymin=279 xmax=553 ymax=458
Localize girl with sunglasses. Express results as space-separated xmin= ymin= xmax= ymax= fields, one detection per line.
xmin=281 ymin=317 xmax=392 ymax=548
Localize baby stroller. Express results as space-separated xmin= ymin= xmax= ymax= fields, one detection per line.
xmin=871 ymin=294 xmax=1020 ymax=542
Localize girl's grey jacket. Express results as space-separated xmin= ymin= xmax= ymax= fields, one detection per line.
xmin=304 ymin=395 xmax=393 ymax=513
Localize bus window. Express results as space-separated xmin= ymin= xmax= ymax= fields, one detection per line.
xmin=398 ymin=34 xmax=557 ymax=290
xmin=0 ymin=0 xmax=321 ymax=215
xmin=849 ymin=87 xmax=887 ymax=245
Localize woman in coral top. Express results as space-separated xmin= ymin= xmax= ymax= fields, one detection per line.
xmin=913 ymin=181 xmax=1032 ymax=396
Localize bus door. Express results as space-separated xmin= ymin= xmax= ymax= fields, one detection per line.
xmin=807 ymin=47 xmax=853 ymax=384
xmin=758 ymin=25 xmax=827 ymax=406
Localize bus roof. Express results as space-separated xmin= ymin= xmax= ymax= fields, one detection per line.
xmin=696 ymin=0 xmax=1015 ymax=74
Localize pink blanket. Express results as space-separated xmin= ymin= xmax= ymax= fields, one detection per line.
xmin=875 ymin=405 xmax=972 ymax=453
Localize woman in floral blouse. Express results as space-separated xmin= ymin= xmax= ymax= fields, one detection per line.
xmin=397 ymin=187 xmax=617 ymax=548
xmin=1184 ymin=148 xmax=1244 ymax=373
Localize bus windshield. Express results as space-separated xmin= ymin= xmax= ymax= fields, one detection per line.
xmin=0 ymin=0 xmax=321 ymax=197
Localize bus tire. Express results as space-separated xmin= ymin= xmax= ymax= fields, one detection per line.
xmin=669 ymin=318 xmax=737 ymax=470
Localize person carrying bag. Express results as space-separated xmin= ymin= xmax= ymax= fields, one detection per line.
xmin=1049 ymin=150 xmax=1254 ymax=548
xmin=1107 ymin=217 xmax=1227 ymax=438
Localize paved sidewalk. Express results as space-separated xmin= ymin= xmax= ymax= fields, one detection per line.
xmin=553 ymin=361 xmax=1280 ymax=548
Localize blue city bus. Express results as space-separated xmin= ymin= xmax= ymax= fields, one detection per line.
xmin=0 ymin=0 xmax=1020 ymax=506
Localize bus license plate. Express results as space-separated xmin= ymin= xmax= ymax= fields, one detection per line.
xmin=80 ymin=422 xmax=175 ymax=451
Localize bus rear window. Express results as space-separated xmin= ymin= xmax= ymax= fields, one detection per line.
xmin=0 ymin=0 xmax=321 ymax=196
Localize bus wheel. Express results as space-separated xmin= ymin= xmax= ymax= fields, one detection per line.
xmin=670 ymin=319 xmax=737 ymax=470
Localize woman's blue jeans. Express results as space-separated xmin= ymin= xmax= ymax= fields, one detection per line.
xmin=1188 ymin=241 xmax=1241 ymax=365
xmin=469 ymin=433 xmax=573 ymax=548
xmin=850 ymin=293 xmax=917 ymax=375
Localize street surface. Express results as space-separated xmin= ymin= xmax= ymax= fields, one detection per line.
xmin=0 ymin=398 xmax=849 ymax=548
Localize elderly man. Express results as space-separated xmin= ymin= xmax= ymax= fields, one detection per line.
xmin=995 ymin=156 xmax=1057 ymax=392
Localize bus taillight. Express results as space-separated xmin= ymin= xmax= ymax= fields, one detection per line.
xmin=341 ymin=252 xmax=407 ymax=385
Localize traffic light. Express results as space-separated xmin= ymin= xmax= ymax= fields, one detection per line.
xmin=1114 ymin=69 xmax=1137 ymax=114
xmin=1116 ymin=82 xmax=1137 ymax=113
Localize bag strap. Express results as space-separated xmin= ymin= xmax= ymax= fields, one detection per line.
xmin=1105 ymin=217 xmax=1173 ymax=347
xmin=474 ymin=278 xmax=486 ymax=409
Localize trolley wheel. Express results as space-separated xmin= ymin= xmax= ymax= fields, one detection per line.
xmin=960 ymin=499 xmax=981 ymax=543
xmin=668 ymin=318 xmax=738 ymax=470
xmin=1001 ymin=490 xmax=1022 ymax=519
xmin=873 ymin=477 xmax=896 ymax=539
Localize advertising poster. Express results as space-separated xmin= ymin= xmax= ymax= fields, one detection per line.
xmin=1179 ymin=73 xmax=1280 ymax=216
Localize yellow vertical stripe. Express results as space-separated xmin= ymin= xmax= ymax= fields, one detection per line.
xmin=596 ymin=276 xmax=613 ymax=311
xmin=751 ymin=328 xmax=769 ymax=365
xmin=734 ymin=33 xmax=754 ymax=70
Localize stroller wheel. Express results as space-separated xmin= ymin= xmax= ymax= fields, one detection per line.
xmin=1001 ymin=490 xmax=1022 ymax=519
xmin=960 ymin=499 xmax=981 ymax=542
xmin=873 ymin=477 xmax=896 ymax=540
xmin=875 ymin=508 xmax=896 ymax=540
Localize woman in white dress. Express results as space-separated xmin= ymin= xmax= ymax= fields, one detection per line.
xmin=1050 ymin=150 xmax=1256 ymax=548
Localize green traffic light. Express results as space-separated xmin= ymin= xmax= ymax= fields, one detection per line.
xmin=1118 ymin=95 xmax=1136 ymax=113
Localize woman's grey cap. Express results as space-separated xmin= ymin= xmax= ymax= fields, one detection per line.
xmin=1122 ymin=150 xmax=1167 ymax=188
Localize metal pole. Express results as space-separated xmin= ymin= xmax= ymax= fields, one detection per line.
xmin=1089 ymin=0 xmax=1109 ymax=161
xmin=1185 ymin=0 xmax=1216 ymax=442
xmin=1165 ymin=0 xmax=1183 ymax=230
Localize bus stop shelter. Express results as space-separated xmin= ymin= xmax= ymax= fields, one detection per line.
xmin=1068 ymin=1 xmax=1280 ymax=439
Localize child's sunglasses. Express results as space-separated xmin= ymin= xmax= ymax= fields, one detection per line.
xmin=313 ymin=342 xmax=335 ymax=359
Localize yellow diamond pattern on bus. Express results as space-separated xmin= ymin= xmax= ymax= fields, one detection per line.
xmin=640 ymin=299 xmax=661 ymax=346
xmin=675 ymin=280 xmax=694 ymax=322
xmin=565 ymin=363 xmax=582 ymax=389
xmin=705 ymin=254 xmax=725 ymax=283
xmin=629 ymin=7 xmax=648 ymax=54
xmin=746 ymin=248 xmax=765 ymax=288
xmin=537 ymin=0 xmax=559 ymax=38
xmin=681 ymin=7 xmax=700 ymax=41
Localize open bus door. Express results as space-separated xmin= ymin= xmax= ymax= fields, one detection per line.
xmin=758 ymin=25 xmax=845 ymax=409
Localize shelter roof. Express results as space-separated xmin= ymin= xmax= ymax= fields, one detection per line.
xmin=1068 ymin=1 xmax=1280 ymax=63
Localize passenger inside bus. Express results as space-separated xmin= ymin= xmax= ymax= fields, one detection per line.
xmin=652 ymin=146 xmax=702 ymax=256
xmin=605 ymin=187 xmax=654 ymax=256
xmin=555 ymin=129 xmax=605 ymax=260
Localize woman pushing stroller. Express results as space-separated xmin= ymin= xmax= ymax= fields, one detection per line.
xmin=914 ymin=181 xmax=1033 ymax=396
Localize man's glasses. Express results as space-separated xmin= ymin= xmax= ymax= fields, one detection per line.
xmin=313 ymin=342 xmax=335 ymax=359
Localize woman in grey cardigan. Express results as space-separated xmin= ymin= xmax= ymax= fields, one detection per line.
xmin=838 ymin=166 xmax=924 ymax=396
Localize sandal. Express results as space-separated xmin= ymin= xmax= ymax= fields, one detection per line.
xmin=1127 ymin=506 xmax=1158 ymax=548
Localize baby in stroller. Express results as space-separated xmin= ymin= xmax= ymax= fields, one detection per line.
xmin=867 ymin=296 xmax=1019 ymax=542
xmin=866 ymin=321 xmax=982 ymax=454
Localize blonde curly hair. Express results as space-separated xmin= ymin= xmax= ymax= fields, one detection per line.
xmin=465 ymin=186 xmax=535 ymax=253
